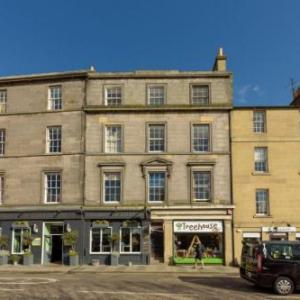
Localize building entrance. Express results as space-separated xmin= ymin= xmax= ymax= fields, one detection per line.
xmin=43 ymin=223 xmax=64 ymax=264
xmin=150 ymin=221 xmax=164 ymax=263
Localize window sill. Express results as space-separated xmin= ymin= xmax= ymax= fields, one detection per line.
xmin=253 ymin=214 xmax=273 ymax=218
xmin=90 ymin=252 xmax=111 ymax=255
xmin=252 ymin=172 xmax=271 ymax=176
xmin=44 ymin=202 xmax=60 ymax=205
xmin=103 ymin=201 xmax=121 ymax=205
xmin=120 ymin=252 xmax=142 ymax=255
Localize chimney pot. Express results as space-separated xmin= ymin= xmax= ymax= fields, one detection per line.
xmin=213 ymin=47 xmax=227 ymax=72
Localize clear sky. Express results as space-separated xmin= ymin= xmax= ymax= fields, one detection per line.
xmin=0 ymin=0 xmax=299 ymax=106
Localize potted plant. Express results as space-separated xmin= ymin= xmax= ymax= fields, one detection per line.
xmin=22 ymin=231 xmax=34 ymax=265
xmin=12 ymin=221 xmax=29 ymax=228
xmin=63 ymin=230 xmax=79 ymax=266
xmin=92 ymin=220 xmax=109 ymax=228
xmin=108 ymin=233 xmax=120 ymax=266
xmin=10 ymin=254 xmax=20 ymax=266
xmin=122 ymin=220 xmax=139 ymax=228
xmin=0 ymin=235 xmax=9 ymax=265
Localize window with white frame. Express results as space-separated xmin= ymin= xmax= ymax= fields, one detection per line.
xmin=0 ymin=175 xmax=4 ymax=204
xmin=103 ymin=172 xmax=121 ymax=203
xmin=12 ymin=228 xmax=30 ymax=254
xmin=0 ymin=129 xmax=5 ymax=155
xmin=148 ymin=86 xmax=165 ymax=105
xmin=254 ymin=147 xmax=268 ymax=172
xmin=148 ymin=171 xmax=166 ymax=202
xmin=253 ymin=111 xmax=266 ymax=133
xmin=148 ymin=124 xmax=165 ymax=152
xmin=47 ymin=126 xmax=62 ymax=153
xmin=256 ymin=189 xmax=269 ymax=215
xmin=120 ymin=227 xmax=141 ymax=253
xmin=44 ymin=172 xmax=61 ymax=203
xmin=192 ymin=171 xmax=211 ymax=201
xmin=0 ymin=90 xmax=7 ymax=113
xmin=191 ymin=85 xmax=209 ymax=105
xmin=90 ymin=227 xmax=112 ymax=253
xmin=105 ymin=86 xmax=122 ymax=106
xmin=192 ymin=124 xmax=210 ymax=152
xmin=105 ymin=125 xmax=122 ymax=153
xmin=48 ymin=86 xmax=62 ymax=110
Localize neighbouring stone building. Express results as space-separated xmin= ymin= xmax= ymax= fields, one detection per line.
xmin=231 ymin=97 xmax=300 ymax=264
xmin=0 ymin=71 xmax=87 ymax=264
xmin=0 ymin=49 xmax=234 ymax=265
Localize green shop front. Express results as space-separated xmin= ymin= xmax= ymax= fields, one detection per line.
xmin=173 ymin=220 xmax=224 ymax=265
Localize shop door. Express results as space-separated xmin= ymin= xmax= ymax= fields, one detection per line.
xmin=43 ymin=223 xmax=64 ymax=264
xmin=150 ymin=222 xmax=164 ymax=263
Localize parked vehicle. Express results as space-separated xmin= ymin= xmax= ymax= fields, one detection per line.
xmin=240 ymin=241 xmax=300 ymax=295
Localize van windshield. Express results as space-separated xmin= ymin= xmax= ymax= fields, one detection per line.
xmin=267 ymin=244 xmax=300 ymax=261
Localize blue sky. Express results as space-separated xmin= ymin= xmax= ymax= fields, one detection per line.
xmin=0 ymin=0 xmax=299 ymax=106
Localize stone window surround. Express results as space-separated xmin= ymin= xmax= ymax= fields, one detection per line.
xmin=189 ymin=83 xmax=211 ymax=105
xmin=102 ymin=123 xmax=124 ymax=154
xmin=190 ymin=122 xmax=212 ymax=153
xmin=46 ymin=125 xmax=62 ymax=154
xmin=98 ymin=162 xmax=125 ymax=205
xmin=146 ymin=122 xmax=167 ymax=153
xmin=187 ymin=161 xmax=215 ymax=204
xmin=47 ymin=85 xmax=63 ymax=111
xmin=253 ymin=110 xmax=267 ymax=134
xmin=146 ymin=83 xmax=167 ymax=106
xmin=41 ymin=169 xmax=63 ymax=204
xmin=103 ymin=84 xmax=124 ymax=106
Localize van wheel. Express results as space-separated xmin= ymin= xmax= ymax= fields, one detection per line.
xmin=273 ymin=276 xmax=294 ymax=295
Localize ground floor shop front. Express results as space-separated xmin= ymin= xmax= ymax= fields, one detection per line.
xmin=0 ymin=208 xmax=150 ymax=265
xmin=234 ymin=224 xmax=300 ymax=264
xmin=150 ymin=207 xmax=234 ymax=266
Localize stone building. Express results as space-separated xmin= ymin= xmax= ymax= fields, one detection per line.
xmin=0 ymin=49 xmax=234 ymax=265
xmin=0 ymin=71 xmax=87 ymax=264
xmin=231 ymin=102 xmax=300 ymax=264
xmin=84 ymin=48 xmax=233 ymax=265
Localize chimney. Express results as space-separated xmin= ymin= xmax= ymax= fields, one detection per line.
xmin=290 ymin=87 xmax=300 ymax=106
xmin=213 ymin=47 xmax=227 ymax=72
xmin=89 ymin=65 xmax=96 ymax=72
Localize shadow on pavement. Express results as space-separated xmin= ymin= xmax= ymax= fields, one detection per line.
xmin=178 ymin=276 xmax=273 ymax=295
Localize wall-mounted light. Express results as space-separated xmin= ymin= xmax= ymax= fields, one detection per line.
xmin=66 ymin=223 xmax=71 ymax=232
xmin=32 ymin=224 xmax=39 ymax=233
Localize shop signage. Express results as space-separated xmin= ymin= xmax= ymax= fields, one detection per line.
xmin=174 ymin=221 xmax=223 ymax=233
xmin=32 ymin=237 xmax=41 ymax=246
xmin=262 ymin=226 xmax=296 ymax=233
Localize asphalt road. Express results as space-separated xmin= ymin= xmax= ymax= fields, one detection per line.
xmin=0 ymin=272 xmax=299 ymax=300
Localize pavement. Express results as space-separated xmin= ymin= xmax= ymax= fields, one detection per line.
xmin=0 ymin=264 xmax=239 ymax=274
xmin=0 ymin=271 xmax=298 ymax=299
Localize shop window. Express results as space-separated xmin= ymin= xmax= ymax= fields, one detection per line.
xmin=120 ymin=227 xmax=141 ymax=253
xmin=12 ymin=228 xmax=30 ymax=254
xmin=174 ymin=232 xmax=223 ymax=264
xmin=90 ymin=227 xmax=112 ymax=253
